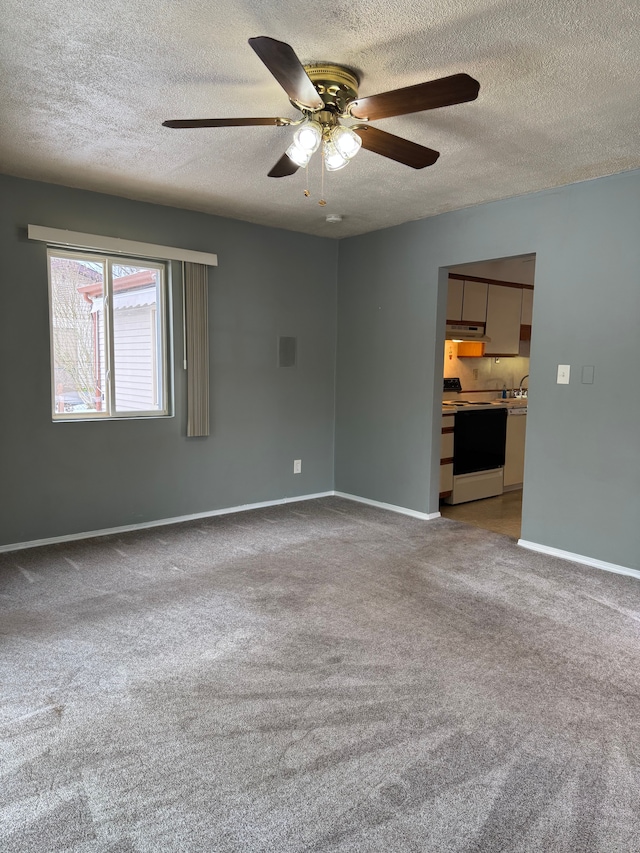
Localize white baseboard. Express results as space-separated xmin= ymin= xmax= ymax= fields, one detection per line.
xmin=518 ymin=539 xmax=640 ymax=581
xmin=0 ymin=492 xmax=335 ymax=553
xmin=334 ymin=491 xmax=440 ymax=521
xmin=1 ymin=489 xmax=442 ymax=553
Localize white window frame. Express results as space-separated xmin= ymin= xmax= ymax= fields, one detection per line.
xmin=47 ymin=248 xmax=171 ymax=421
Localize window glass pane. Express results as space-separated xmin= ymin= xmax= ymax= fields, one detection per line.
xmin=49 ymin=255 xmax=106 ymax=416
xmin=111 ymin=263 xmax=163 ymax=412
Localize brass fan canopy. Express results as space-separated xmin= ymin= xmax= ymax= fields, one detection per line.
xmin=302 ymin=63 xmax=360 ymax=115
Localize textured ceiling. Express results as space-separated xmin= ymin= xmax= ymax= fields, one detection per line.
xmin=1 ymin=0 xmax=639 ymax=238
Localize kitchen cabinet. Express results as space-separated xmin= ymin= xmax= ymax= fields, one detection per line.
xmin=446 ymin=278 xmax=488 ymax=323
xmin=447 ymin=277 xmax=532 ymax=356
xmin=439 ymin=414 xmax=454 ymax=497
xmin=504 ymin=412 xmax=527 ymax=487
xmin=461 ymin=280 xmax=488 ymax=323
xmin=484 ymin=285 xmax=522 ymax=355
xmin=446 ymin=279 xmax=464 ymax=321
xmin=521 ymin=289 xmax=533 ymax=325
xmin=518 ymin=289 xmax=533 ymax=356
xmin=456 ymin=341 xmax=484 ymax=357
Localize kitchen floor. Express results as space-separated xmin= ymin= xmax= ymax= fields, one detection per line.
xmin=440 ymin=489 xmax=523 ymax=539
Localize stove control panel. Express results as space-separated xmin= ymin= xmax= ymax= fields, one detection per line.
xmin=443 ymin=377 xmax=462 ymax=393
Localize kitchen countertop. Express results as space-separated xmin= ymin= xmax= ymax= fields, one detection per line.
xmin=441 ymin=398 xmax=528 ymax=414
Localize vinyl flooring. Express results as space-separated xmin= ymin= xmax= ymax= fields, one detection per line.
xmin=439 ymin=488 xmax=523 ymax=539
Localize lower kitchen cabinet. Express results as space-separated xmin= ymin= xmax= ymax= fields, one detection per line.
xmin=440 ymin=464 xmax=453 ymax=496
xmin=504 ymin=413 xmax=527 ymax=487
xmin=440 ymin=414 xmax=454 ymax=497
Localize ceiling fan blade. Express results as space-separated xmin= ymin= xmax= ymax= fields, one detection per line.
xmin=349 ymin=73 xmax=480 ymax=121
xmin=163 ymin=117 xmax=288 ymax=128
xmin=268 ymin=152 xmax=300 ymax=178
xmin=353 ymin=126 xmax=440 ymax=169
xmin=248 ymin=36 xmax=324 ymax=111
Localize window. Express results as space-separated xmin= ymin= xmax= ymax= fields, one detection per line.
xmin=48 ymin=250 xmax=170 ymax=419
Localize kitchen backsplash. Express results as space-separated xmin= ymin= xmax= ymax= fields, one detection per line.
xmin=443 ymin=341 xmax=530 ymax=394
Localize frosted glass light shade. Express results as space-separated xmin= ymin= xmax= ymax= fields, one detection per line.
xmin=323 ymin=141 xmax=349 ymax=171
xmin=294 ymin=121 xmax=322 ymax=153
xmin=331 ymin=125 xmax=362 ymax=159
xmin=286 ymin=142 xmax=312 ymax=167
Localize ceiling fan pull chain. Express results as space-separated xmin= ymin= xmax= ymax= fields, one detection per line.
xmin=319 ymin=148 xmax=327 ymax=206
xmin=304 ymin=162 xmax=310 ymax=198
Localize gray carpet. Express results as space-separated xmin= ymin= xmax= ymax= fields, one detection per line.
xmin=2 ymin=497 xmax=640 ymax=852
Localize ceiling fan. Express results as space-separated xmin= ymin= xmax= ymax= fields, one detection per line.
xmin=163 ymin=37 xmax=480 ymax=178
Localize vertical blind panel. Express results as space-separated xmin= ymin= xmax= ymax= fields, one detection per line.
xmin=185 ymin=263 xmax=210 ymax=437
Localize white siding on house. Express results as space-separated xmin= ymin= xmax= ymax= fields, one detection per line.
xmin=113 ymin=306 xmax=158 ymax=411
xmin=94 ymin=282 xmax=161 ymax=413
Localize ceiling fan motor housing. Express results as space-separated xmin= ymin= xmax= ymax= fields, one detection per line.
xmin=300 ymin=64 xmax=360 ymax=116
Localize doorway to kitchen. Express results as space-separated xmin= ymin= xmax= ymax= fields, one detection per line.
xmin=438 ymin=253 xmax=535 ymax=540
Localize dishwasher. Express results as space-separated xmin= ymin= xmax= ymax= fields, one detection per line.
xmin=444 ymin=407 xmax=508 ymax=504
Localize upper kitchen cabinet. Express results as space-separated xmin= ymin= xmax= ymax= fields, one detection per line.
xmin=446 ymin=278 xmax=464 ymax=321
xmin=521 ymin=288 xmax=534 ymax=325
xmin=484 ymin=285 xmax=522 ymax=355
xmin=519 ymin=287 xmax=534 ymax=355
xmin=446 ymin=278 xmax=488 ymax=323
xmin=461 ymin=280 xmax=488 ymax=322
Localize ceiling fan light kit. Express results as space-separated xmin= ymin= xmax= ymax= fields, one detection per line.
xmin=286 ymin=141 xmax=312 ymax=168
xmin=323 ymin=140 xmax=349 ymax=171
xmin=287 ymin=116 xmax=363 ymax=174
xmin=162 ymin=35 xmax=480 ymax=194
xmin=293 ymin=121 xmax=322 ymax=154
xmin=331 ymin=125 xmax=362 ymax=159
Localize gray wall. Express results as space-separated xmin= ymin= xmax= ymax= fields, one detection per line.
xmin=0 ymin=175 xmax=338 ymax=546
xmin=336 ymin=170 xmax=640 ymax=570
xmin=3 ymin=169 xmax=639 ymax=571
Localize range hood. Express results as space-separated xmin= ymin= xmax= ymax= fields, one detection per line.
xmin=445 ymin=323 xmax=492 ymax=342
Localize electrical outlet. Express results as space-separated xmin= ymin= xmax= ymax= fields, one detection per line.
xmin=557 ymin=364 xmax=570 ymax=384
xmin=293 ymin=459 xmax=302 ymax=474
xmin=472 ymin=368 xmax=479 ymax=380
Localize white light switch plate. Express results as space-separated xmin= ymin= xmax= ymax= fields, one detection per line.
xmin=557 ymin=364 xmax=570 ymax=384
xmin=293 ymin=459 xmax=302 ymax=474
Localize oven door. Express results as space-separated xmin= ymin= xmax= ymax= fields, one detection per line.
xmin=453 ymin=408 xmax=508 ymax=475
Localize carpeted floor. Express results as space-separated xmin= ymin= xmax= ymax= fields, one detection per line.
xmin=2 ymin=496 xmax=640 ymax=852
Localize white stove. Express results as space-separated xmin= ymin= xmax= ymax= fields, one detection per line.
xmin=442 ymin=378 xmax=507 ymax=504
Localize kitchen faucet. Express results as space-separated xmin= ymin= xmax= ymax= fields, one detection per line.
xmin=518 ymin=374 xmax=529 ymax=397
